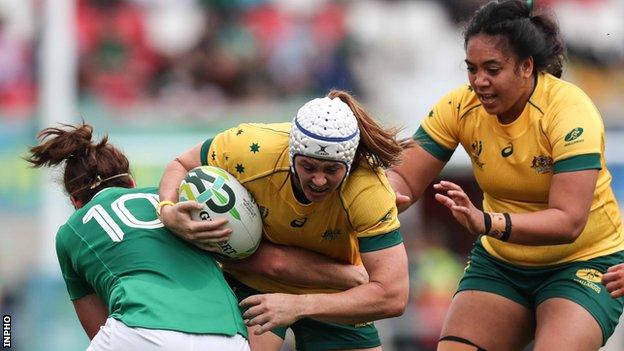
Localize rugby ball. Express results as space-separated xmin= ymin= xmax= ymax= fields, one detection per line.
xmin=178 ymin=165 xmax=262 ymax=259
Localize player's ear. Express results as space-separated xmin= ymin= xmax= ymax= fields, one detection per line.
xmin=520 ymin=56 xmax=534 ymax=78
xmin=127 ymin=176 xmax=136 ymax=188
xmin=70 ymin=196 xmax=84 ymax=209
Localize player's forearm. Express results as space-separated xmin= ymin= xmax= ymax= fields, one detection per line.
xmin=298 ymin=279 xmax=408 ymax=324
xmin=500 ymin=208 xmax=588 ymax=245
xmin=225 ymin=242 xmax=368 ymax=289
xmin=271 ymin=246 xmax=368 ymax=289
xmin=73 ymin=294 xmax=109 ymax=340
xmin=298 ymin=245 xmax=409 ymax=323
xmin=275 ymin=258 xmax=367 ymax=290
xmin=388 ymin=144 xmax=447 ymax=212
xmin=159 ymin=159 xmax=189 ymax=202
xmin=485 ymin=169 xmax=595 ymax=246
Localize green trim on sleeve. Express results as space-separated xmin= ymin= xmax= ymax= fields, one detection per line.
xmin=200 ymin=138 xmax=214 ymax=166
xmin=358 ymin=229 xmax=403 ymax=253
xmin=413 ymin=126 xmax=454 ymax=162
xmin=553 ymin=153 xmax=601 ymax=173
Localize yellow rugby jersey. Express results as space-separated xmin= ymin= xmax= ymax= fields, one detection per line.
xmin=200 ymin=123 xmax=401 ymax=293
xmin=416 ymin=72 xmax=623 ymax=266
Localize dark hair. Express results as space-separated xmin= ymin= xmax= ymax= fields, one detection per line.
xmin=464 ymin=0 xmax=565 ymax=78
xmin=327 ymin=90 xmax=403 ymax=170
xmin=25 ymin=123 xmax=132 ymax=204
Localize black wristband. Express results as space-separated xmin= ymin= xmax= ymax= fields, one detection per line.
xmin=482 ymin=212 xmax=492 ymax=235
xmin=500 ymin=212 xmax=512 ymax=241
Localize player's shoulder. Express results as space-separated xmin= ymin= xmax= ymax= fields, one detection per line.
xmin=56 ymin=222 xmax=74 ymax=239
xmin=543 ymin=73 xmax=587 ymax=98
xmin=66 ymin=186 xmax=156 ymax=218
xmin=431 ymin=84 xmax=482 ymax=121
xmin=220 ymin=123 xmax=290 ymax=141
xmin=211 ymin=123 xmax=291 ymax=183
xmin=339 ymin=162 xmax=399 ymax=232
xmin=133 ymin=186 xmax=159 ymax=195
xmin=533 ymin=73 xmax=601 ymax=125
xmin=536 ymin=73 xmax=595 ymax=111
xmin=93 ymin=187 xmax=158 ymax=202
xmin=340 ymin=162 xmax=395 ymax=205
xmin=55 ymin=221 xmax=80 ymax=252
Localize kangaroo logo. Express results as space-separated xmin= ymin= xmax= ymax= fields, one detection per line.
xmin=575 ymin=269 xmax=602 ymax=283
xmin=565 ymin=128 xmax=584 ymax=142
xmin=573 ymin=268 xmax=603 ymax=294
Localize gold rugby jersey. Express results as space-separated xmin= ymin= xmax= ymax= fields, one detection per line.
xmin=416 ymin=72 xmax=623 ymax=266
xmin=201 ymin=123 xmax=401 ymax=293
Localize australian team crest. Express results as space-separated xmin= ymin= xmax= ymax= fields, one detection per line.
xmin=470 ymin=140 xmax=485 ymax=169
xmin=530 ymin=155 xmax=553 ymax=174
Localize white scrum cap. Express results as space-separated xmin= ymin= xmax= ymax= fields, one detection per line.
xmin=289 ymin=96 xmax=360 ymax=172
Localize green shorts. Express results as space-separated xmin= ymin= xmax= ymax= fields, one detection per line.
xmin=225 ymin=274 xmax=381 ymax=351
xmin=458 ymin=239 xmax=624 ymax=345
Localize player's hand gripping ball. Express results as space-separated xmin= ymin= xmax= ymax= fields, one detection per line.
xmin=179 ymin=166 xmax=262 ymax=259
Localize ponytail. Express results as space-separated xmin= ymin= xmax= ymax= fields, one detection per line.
xmin=26 ymin=123 xmax=132 ymax=203
xmin=328 ymin=90 xmax=403 ymax=170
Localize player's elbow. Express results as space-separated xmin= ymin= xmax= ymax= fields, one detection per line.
xmin=561 ymin=215 xmax=589 ymax=244
xmin=378 ymin=284 xmax=408 ymax=318
xmin=164 ymin=158 xmax=185 ymax=172
xmin=384 ymin=294 xmax=408 ymax=318
xmin=261 ymin=248 xmax=289 ymax=278
xmin=394 ymin=284 xmax=409 ymax=316
xmin=561 ymin=226 xmax=585 ymax=244
xmin=265 ymin=260 xmax=286 ymax=278
xmin=387 ymin=297 xmax=408 ymax=318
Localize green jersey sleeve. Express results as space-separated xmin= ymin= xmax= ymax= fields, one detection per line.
xmin=56 ymin=225 xmax=95 ymax=300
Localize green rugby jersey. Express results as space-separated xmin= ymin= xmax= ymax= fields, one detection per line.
xmin=56 ymin=187 xmax=247 ymax=336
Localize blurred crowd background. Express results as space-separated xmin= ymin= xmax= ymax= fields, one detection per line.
xmin=0 ymin=0 xmax=623 ymax=350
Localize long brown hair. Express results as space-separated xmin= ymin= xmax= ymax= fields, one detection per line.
xmin=328 ymin=90 xmax=403 ymax=170
xmin=25 ymin=123 xmax=132 ymax=204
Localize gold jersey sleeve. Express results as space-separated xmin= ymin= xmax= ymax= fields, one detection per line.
xmin=207 ymin=123 xmax=292 ymax=181
xmin=540 ymin=83 xmax=603 ymax=164
xmin=420 ymin=88 xmax=466 ymax=151
xmin=341 ymin=164 xmax=400 ymax=238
